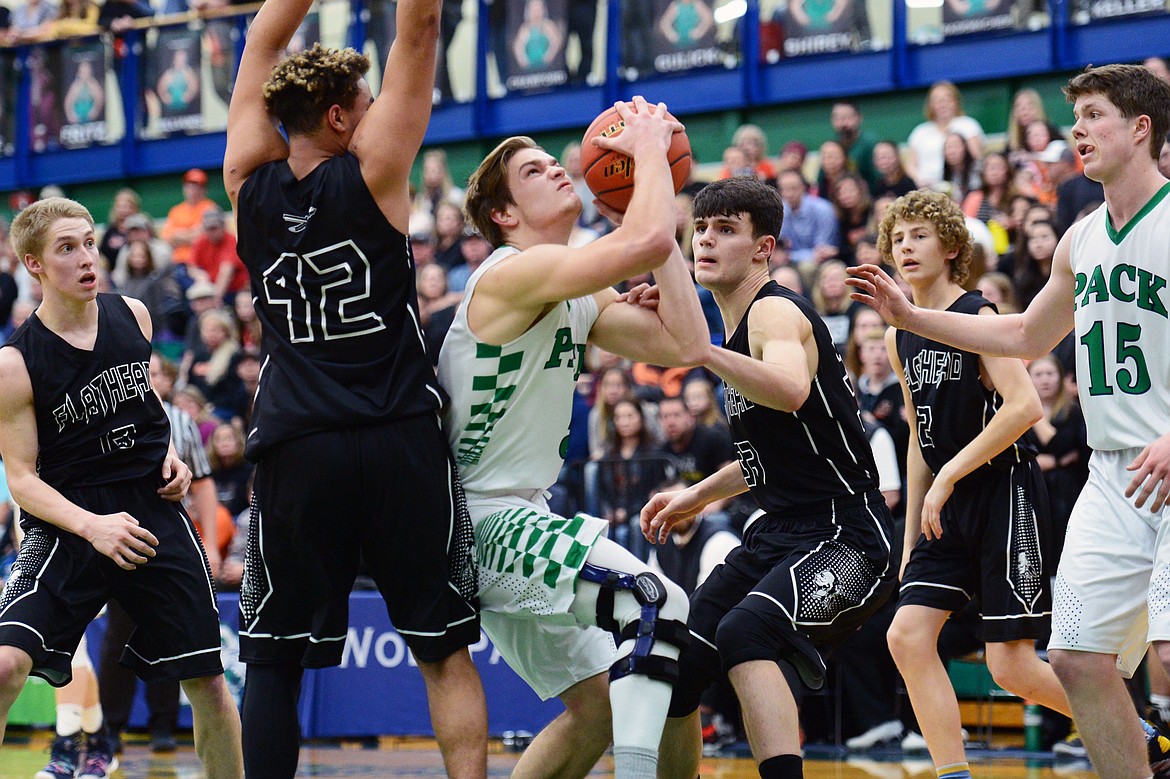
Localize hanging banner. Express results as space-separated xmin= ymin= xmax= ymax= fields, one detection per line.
xmin=503 ymin=0 xmax=569 ymax=92
xmin=941 ymin=0 xmax=1015 ymax=36
xmin=779 ymin=0 xmax=861 ymax=56
xmin=149 ymin=27 xmax=204 ymax=135
xmin=650 ymin=0 xmax=723 ymax=75
xmin=1068 ymin=0 xmax=1165 ymax=23
xmin=0 ymin=50 xmax=16 ymax=156
xmin=59 ymin=40 xmax=108 ymax=148
xmin=28 ymin=49 xmax=65 ymax=153
xmin=288 ymin=10 xmax=321 ymax=55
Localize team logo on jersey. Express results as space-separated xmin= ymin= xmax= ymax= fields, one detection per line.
xmin=282 ymin=206 xmax=317 ymax=233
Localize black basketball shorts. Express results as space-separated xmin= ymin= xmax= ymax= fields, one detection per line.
xmin=898 ymin=460 xmax=1052 ymax=642
xmin=0 ymin=478 xmax=223 ymax=686
xmin=239 ymin=413 xmax=479 ymax=667
xmin=670 ymin=490 xmax=896 ymax=717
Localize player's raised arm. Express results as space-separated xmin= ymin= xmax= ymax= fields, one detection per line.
xmin=475 ymin=100 xmax=680 ymax=310
xmin=350 ymin=0 xmax=442 ymax=224
xmin=223 ymin=0 xmax=315 ymax=206
xmin=847 ymin=237 xmax=1076 ymax=360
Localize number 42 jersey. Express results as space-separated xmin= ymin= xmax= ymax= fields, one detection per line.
xmin=1068 ymin=182 xmax=1170 ymax=452
xmin=236 ymin=153 xmax=443 ymax=459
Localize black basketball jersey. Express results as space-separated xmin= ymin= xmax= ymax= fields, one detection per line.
xmin=4 ymin=294 xmax=169 ymax=490
xmin=236 ymin=153 xmax=443 ymax=459
xmin=895 ymin=291 xmax=1037 ymax=476
xmin=723 ymin=281 xmax=878 ymax=512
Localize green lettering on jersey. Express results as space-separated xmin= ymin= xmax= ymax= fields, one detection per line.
xmin=1075 ymin=264 xmax=1167 ymax=319
xmin=1108 ymin=264 xmax=1136 ymax=303
xmin=1080 ymin=265 xmax=1109 ymax=309
xmin=544 ymin=327 xmax=577 ymax=370
xmin=1136 ymin=269 xmax=1169 ymax=318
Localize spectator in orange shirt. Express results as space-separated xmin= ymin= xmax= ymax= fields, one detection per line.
xmin=161 ymin=168 xmax=216 ymax=265
xmin=190 ymin=207 xmax=247 ymax=302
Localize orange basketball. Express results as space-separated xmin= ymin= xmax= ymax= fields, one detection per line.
xmin=580 ymin=102 xmax=692 ymax=213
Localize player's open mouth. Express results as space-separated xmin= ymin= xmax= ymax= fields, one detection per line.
xmin=1077 ymin=144 xmax=1093 ymax=157
xmin=80 ymin=272 xmax=97 ymax=284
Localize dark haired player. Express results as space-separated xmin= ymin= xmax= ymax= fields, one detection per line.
xmin=0 ymin=197 xmax=241 ymax=777
xmin=643 ymin=176 xmax=896 ymax=779
xmin=223 ymin=0 xmax=486 ymax=777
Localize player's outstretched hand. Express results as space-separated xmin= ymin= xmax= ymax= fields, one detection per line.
xmin=641 ymin=488 xmax=705 ymax=546
xmin=1126 ymin=432 xmax=1170 ymax=513
xmin=846 ymin=264 xmax=914 ymax=328
xmin=87 ymin=512 xmax=159 ymax=570
xmin=158 ymin=454 xmax=192 ymax=502
xmin=618 ymin=282 xmax=660 ymax=311
xmin=592 ymin=96 xmax=681 ymax=161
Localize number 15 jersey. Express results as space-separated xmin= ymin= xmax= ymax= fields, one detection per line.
xmin=236 ymin=153 xmax=443 ymax=459
xmin=1068 ymin=182 xmax=1170 ymax=452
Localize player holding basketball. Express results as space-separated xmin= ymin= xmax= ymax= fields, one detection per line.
xmin=440 ymin=99 xmax=709 ymax=779
xmin=224 ymin=0 xmax=486 ymax=777
xmin=848 ymin=64 xmax=1170 ymax=779
xmin=0 ymin=197 xmax=241 ymax=777
xmin=641 ymin=176 xmax=896 ymax=779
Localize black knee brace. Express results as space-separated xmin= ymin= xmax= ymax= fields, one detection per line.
xmin=578 ymin=563 xmax=689 ymax=685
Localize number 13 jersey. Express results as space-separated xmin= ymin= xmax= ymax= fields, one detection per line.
xmin=1068 ymin=182 xmax=1170 ymax=452
xmin=237 ymin=153 xmax=443 ymax=459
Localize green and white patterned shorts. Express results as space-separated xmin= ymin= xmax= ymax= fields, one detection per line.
xmin=469 ymin=492 xmax=615 ymax=700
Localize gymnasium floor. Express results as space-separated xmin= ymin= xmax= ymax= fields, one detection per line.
xmin=0 ymin=732 xmax=1103 ymax=779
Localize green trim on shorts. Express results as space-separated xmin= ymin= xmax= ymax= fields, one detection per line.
xmin=475 ymin=509 xmax=595 ymax=589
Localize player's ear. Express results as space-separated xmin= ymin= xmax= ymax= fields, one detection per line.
xmin=491 ymin=206 xmax=517 ymax=232
xmin=755 ymin=235 xmax=776 ymax=264
xmin=24 ymin=254 xmax=43 ymax=278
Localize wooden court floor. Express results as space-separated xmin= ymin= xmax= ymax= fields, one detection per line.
xmin=0 ymin=732 xmax=1104 ymax=779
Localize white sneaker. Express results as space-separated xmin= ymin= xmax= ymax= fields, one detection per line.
xmin=901 ymin=729 xmax=969 ymax=751
xmin=846 ymin=720 xmax=904 ymax=750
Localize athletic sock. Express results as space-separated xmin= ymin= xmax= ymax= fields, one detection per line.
xmin=56 ymin=703 xmax=83 ymax=737
xmin=759 ymin=754 xmax=802 ymax=779
xmin=612 ymin=745 xmax=657 ymax=779
xmin=81 ymin=703 xmax=103 ymax=734
xmin=937 ymin=762 xmax=972 ymax=779
xmin=241 ymin=661 xmax=304 ymax=778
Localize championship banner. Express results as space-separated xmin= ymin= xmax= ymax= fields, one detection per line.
xmin=649 ymin=0 xmax=723 ymax=75
xmin=148 ymin=27 xmax=204 ymax=135
xmin=779 ymin=0 xmax=861 ymax=56
xmin=0 ymin=50 xmax=16 ymax=156
xmin=28 ymin=49 xmax=65 ymax=153
xmin=58 ymin=40 xmax=108 ymax=149
xmin=941 ymin=0 xmax=1015 ymax=37
xmin=288 ymin=10 xmax=321 ymax=55
xmin=503 ymin=0 xmax=569 ymax=93
xmin=1068 ymin=0 xmax=1165 ymax=24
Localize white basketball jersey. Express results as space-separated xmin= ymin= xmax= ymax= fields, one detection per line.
xmin=439 ymin=246 xmax=599 ymax=495
xmin=1068 ymin=182 xmax=1170 ymax=451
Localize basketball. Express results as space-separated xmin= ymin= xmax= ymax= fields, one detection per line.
xmin=580 ymin=102 xmax=692 ymax=213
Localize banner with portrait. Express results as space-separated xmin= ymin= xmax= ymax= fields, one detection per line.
xmin=777 ymin=0 xmax=866 ymax=56
xmin=0 ymin=50 xmax=16 ymax=156
xmin=58 ymin=40 xmax=109 ymax=149
xmin=288 ymin=10 xmax=321 ymax=55
xmin=27 ymin=49 xmax=65 ymax=153
xmin=644 ymin=0 xmax=724 ymax=75
xmin=503 ymin=0 xmax=569 ymax=93
xmin=1068 ymin=0 xmax=1166 ymax=24
xmin=145 ymin=27 xmax=204 ymax=135
xmin=941 ymin=0 xmax=1016 ymax=36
